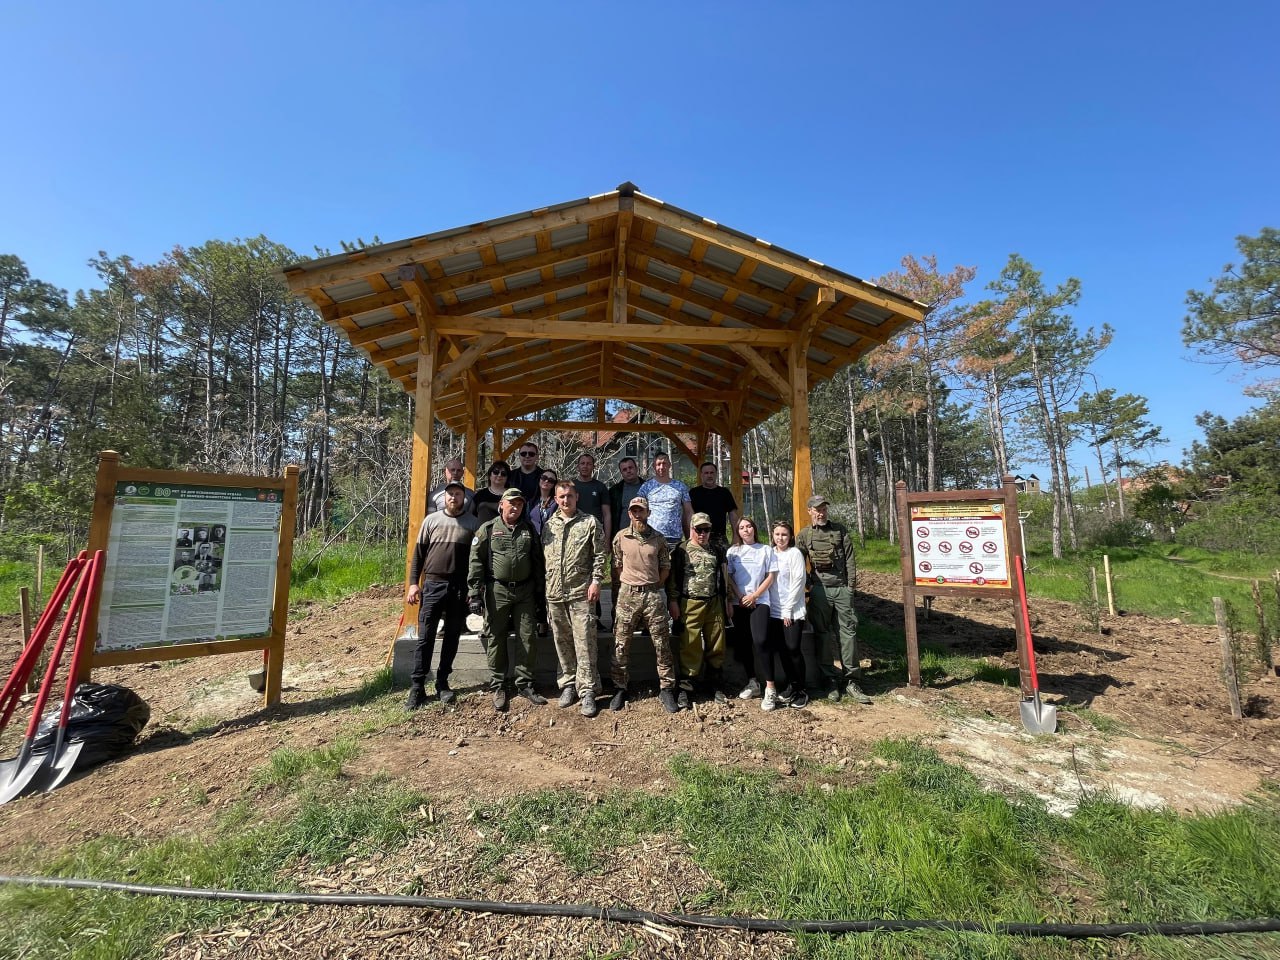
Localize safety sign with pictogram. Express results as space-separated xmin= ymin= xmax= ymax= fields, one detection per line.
xmin=907 ymin=500 xmax=1010 ymax=589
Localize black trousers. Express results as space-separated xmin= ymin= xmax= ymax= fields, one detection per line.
xmin=731 ymin=604 xmax=772 ymax=682
xmin=768 ymin=616 xmax=807 ymax=692
xmin=412 ymin=579 xmax=466 ymax=686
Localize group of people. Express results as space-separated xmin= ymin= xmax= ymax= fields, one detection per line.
xmin=404 ymin=443 xmax=870 ymax=717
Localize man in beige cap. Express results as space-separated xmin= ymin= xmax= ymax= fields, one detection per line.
xmin=610 ymin=496 xmax=678 ymax=712
xmin=468 ymin=488 xmax=547 ymax=712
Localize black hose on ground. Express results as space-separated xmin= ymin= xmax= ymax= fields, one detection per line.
xmin=2 ymin=875 xmax=1279 ymax=939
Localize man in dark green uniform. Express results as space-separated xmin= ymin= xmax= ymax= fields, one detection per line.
xmin=468 ymin=488 xmax=548 ymax=712
xmin=796 ymin=493 xmax=872 ymax=704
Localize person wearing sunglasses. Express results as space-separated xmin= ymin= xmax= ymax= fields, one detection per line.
xmin=668 ymin=512 xmax=731 ymax=707
xmin=530 ymin=471 xmax=559 ymax=535
xmin=471 ymin=460 xmax=511 ymax=526
xmin=511 ymin=442 xmax=543 ymax=509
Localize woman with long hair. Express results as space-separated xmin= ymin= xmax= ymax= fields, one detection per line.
xmin=471 ymin=460 xmax=511 ymax=525
xmin=767 ymin=521 xmax=809 ymax=708
xmin=726 ymin=516 xmax=778 ymax=706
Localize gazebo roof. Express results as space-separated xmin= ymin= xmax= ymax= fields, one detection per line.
xmin=282 ymin=183 xmax=927 ymax=434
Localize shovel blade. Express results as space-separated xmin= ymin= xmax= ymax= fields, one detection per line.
xmin=0 ymin=752 xmax=48 ymax=804
xmin=26 ymin=740 xmax=85 ymax=795
xmin=1019 ymin=698 xmax=1058 ymax=735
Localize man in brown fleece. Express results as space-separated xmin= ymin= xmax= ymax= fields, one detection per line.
xmin=405 ymin=481 xmax=479 ymax=708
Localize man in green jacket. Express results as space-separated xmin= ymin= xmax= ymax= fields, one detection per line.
xmin=542 ymin=481 xmax=606 ymax=717
xmin=468 ymin=488 xmax=547 ymax=712
xmin=796 ymin=493 xmax=872 ymax=704
xmin=668 ymin=512 xmax=730 ymax=707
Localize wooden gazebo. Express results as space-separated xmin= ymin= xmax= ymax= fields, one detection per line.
xmin=282 ymin=183 xmax=926 ymax=591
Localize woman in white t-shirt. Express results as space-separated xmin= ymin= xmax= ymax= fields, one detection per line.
xmin=726 ymin=517 xmax=778 ymax=705
xmin=767 ymin=521 xmax=809 ymax=709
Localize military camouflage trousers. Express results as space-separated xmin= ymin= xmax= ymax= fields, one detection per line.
xmin=548 ymin=596 xmax=600 ymax=695
xmin=611 ymin=584 xmax=676 ymax=689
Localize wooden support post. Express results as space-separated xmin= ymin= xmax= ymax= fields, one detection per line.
xmin=264 ymin=464 xmax=300 ymax=707
xmin=895 ymin=481 xmax=922 ymax=687
xmin=76 ymin=450 xmax=120 ymax=684
xmin=788 ymin=340 xmax=812 ymax=534
xmin=403 ymin=333 xmax=437 ymax=629
xmin=728 ymin=427 xmax=744 ymax=525
xmin=1214 ymin=596 xmax=1243 ymax=720
xmin=463 ymin=374 xmax=479 ymax=490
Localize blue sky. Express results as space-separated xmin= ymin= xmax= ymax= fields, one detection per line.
xmin=3 ymin=1 xmax=1277 ymax=476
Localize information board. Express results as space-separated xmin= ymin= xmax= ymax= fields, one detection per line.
xmin=97 ymin=481 xmax=284 ymax=651
xmin=908 ymin=500 xmax=1010 ymax=589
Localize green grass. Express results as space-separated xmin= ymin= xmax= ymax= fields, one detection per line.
xmin=5 ymin=743 xmax=1279 ymax=959
xmin=475 ymin=744 xmax=1280 ymax=959
xmin=252 ymin=738 xmax=359 ymax=787
xmin=858 ymin=537 xmax=1280 ymax=627
xmin=289 ymin=536 xmax=403 ymax=604
xmin=0 ymin=778 xmax=431 ymax=960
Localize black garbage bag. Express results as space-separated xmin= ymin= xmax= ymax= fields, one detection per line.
xmin=30 ymin=683 xmax=150 ymax=772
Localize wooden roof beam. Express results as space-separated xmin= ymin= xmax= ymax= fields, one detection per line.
xmin=432 ymin=316 xmax=795 ymax=346
xmin=282 ymin=195 xmax=622 ymax=291
xmin=442 ymin=265 xmax=612 ymax=319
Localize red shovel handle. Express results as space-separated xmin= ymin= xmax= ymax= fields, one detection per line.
xmin=0 ymin=556 xmax=86 ymax=733
xmin=56 ymin=551 xmax=105 ymax=725
xmin=1014 ymin=555 xmax=1040 ymax=694
xmin=20 ymin=553 xmax=97 ymax=739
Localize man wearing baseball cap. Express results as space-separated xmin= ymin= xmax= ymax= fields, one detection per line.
xmin=609 ymin=496 xmax=678 ymax=712
xmin=796 ymin=493 xmax=871 ymax=704
xmin=668 ymin=511 xmax=731 ymax=706
xmin=405 ymin=480 xmax=479 ymax=709
xmin=468 ymin=488 xmax=547 ymax=712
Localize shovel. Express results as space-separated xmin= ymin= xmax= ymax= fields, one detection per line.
xmin=0 ymin=556 xmax=86 ymax=737
xmin=0 ymin=554 xmax=95 ymax=804
xmin=24 ymin=551 xmax=104 ymax=795
xmin=1014 ymin=555 xmax=1057 ymax=735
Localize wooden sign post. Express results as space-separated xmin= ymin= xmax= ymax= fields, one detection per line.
xmin=78 ymin=451 xmax=299 ymax=706
xmin=895 ymin=476 xmax=1031 ymax=696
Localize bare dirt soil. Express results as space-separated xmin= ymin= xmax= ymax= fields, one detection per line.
xmin=1 ymin=574 xmax=1276 ymax=958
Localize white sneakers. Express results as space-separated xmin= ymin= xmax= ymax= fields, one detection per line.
xmin=761 ymin=687 xmax=780 ymax=711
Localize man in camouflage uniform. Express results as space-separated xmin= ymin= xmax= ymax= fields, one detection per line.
xmin=468 ymin=488 xmax=548 ymax=713
xmin=796 ymin=493 xmax=872 ymax=704
xmin=668 ymin=512 xmax=730 ymax=708
xmin=610 ymin=496 xmax=679 ymax=713
xmin=542 ymin=481 xmax=605 ymax=717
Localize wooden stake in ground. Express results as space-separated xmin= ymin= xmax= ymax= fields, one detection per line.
xmin=1102 ymin=554 xmax=1116 ymax=616
xmin=1214 ymin=596 xmax=1243 ymax=720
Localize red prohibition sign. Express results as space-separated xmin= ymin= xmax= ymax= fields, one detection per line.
xmin=918 ymin=560 xmax=932 ymax=573
xmin=916 ymin=540 xmax=931 ymax=554
xmin=982 ymin=541 xmax=998 ymax=554
xmin=937 ymin=541 xmax=953 ymax=554
xmin=968 ymin=561 xmax=984 ymax=574
xmin=958 ymin=541 xmax=973 ymax=554
xmin=966 ymin=526 xmax=980 ymax=539
xmin=916 ymin=527 xmax=930 ymax=538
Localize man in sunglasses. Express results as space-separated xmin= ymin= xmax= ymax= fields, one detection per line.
xmin=668 ymin=512 xmax=731 ymax=707
xmin=610 ymin=497 xmax=678 ymax=713
xmin=511 ymin=442 xmax=544 ymax=511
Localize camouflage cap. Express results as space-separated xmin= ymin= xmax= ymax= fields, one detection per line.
xmin=627 ymin=496 xmax=650 ymax=510
xmin=690 ymin=512 xmax=712 ymax=528
xmin=501 ymin=487 xmax=526 ymax=502
xmin=806 ymin=494 xmax=829 ymax=508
